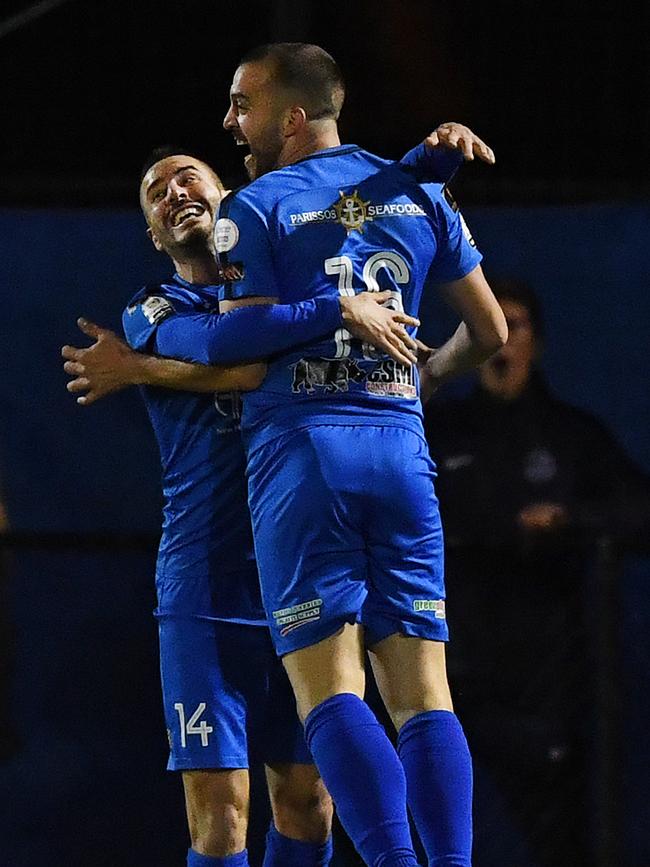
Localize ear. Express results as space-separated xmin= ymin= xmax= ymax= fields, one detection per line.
xmin=147 ymin=226 xmax=164 ymax=252
xmin=283 ymin=106 xmax=307 ymax=137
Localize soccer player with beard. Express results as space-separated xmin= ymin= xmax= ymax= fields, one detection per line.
xmin=209 ymin=44 xmax=507 ymax=867
xmin=63 ymin=126 xmax=487 ymax=867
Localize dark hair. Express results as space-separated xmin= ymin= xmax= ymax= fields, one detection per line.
xmin=489 ymin=278 xmax=544 ymax=340
xmin=239 ymin=43 xmax=345 ymax=120
xmin=139 ymin=145 xmax=219 ymax=183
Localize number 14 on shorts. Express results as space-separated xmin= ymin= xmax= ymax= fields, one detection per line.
xmin=174 ymin=702 xmax=214 ymax=747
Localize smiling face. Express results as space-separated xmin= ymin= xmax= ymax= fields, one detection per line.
xmin=223 ymin=60 xmax=289 ymax=179
xmin=140 ymin=155 xmax=224 ymax=256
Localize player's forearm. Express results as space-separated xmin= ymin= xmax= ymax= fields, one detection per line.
xmin=156 ymin=297 xmax=342 ymax=365
xmin=135 ymin=354 xmax=265 ymax=393
xmin=423 ymin=322 xmax=503 ymax=385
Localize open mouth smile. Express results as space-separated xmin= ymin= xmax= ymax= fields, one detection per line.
xmin=170 ymin=204 xmax=205 ymax=227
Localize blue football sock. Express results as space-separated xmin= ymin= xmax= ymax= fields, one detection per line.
xmin=187 ymin=848 xmax=249 ymax=866
xmin=397 ymin=710 xmax=473 ymax=867
xmin=304 ymin=693 xmax=420 ymax=867
xmin=263 ymin=822 xmax=333 ymax=866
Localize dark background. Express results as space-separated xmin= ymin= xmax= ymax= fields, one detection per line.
xmin=1 ymin=0 xmax=649 ymax=205
xmin=0 ymin=2 xmax=649 ymax=866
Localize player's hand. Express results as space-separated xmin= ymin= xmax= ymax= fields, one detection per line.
xmin=61 ymin=318 xmax=144 ymax=405
xmin=425 ymin=122 xmax=495 ymax=164
xmin=339 ymin=291 xmax=420 ymax=366
xmin=518 ymin=502 xmax=568 ymax=532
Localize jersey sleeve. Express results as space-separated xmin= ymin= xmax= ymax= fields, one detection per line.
xmin=122 ymin=288 xmax=342 ymax=366
xmin=424 ymin=185 xmax=483 ymax=284
xmin=399 ymin=141 xmax=464 ymax=184
xmin=214 ymin=192 xmax=281 ymax=302
xmin=152 ymin=298 xmax=342 ymax=365
xmin=122 ymin=292 xmax=176 ymax=351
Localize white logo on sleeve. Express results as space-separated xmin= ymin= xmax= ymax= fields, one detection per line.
xmin=458 ymin=212 xmax=476 ymax=248
xmin=141 ymin=295 xmax=174 ymax=325
xmin=214 ymin=218 xmax=240 ymax=252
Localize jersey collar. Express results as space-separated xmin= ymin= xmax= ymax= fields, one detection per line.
xmin=291 ymin=144 xmax=361 ymax=167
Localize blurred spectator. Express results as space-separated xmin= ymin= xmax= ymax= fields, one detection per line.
xmin=423 ymin=279 xmax=650 ymax=867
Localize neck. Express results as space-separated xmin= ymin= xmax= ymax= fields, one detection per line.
xmin=172 ymin=249 xmax=221 ymax=285
xmin=277 ymin=120 xmax=341 ymax=169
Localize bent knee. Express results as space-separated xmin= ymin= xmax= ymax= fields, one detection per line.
xmin=183 ymin=770 xmax=249 ymax=855
xmin=269 ymin=765 xmax=333 ymax=842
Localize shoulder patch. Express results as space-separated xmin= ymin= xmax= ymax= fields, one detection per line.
xmin=458 ymin=212 xmax=476 ymax=248
xmin=443 ymin=186 xmax=459 ymax=212
xmin=141 ymin=295 xmax=174 ymax=325
xmin=214 ymin=218 xmax=240 ymax=253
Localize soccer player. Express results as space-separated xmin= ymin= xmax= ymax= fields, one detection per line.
xmin=63 ymin=128 xmax=487 ymax=867
xmin=211 ymin=44 xmax=507 ymax=867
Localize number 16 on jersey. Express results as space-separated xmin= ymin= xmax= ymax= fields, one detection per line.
xmin=325 ymin=251 xmax=411 ymax=358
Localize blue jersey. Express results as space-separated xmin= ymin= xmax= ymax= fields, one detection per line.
xmin=122 ymin=275 xmax=265 ymax=625
xmin=214 ymin=145 xmax=482 ymax=451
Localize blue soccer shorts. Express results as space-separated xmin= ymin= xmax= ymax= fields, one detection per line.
xmin=158 ymin=616 xmax=312 ymax=770
xmin=246 ymin=424 xmax=449 ymax=656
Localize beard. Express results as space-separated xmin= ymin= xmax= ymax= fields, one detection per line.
xmin=249 ymin=128 xmax=285 ymax=179
xmin=161 ymin=221 xmax=213 ymax=260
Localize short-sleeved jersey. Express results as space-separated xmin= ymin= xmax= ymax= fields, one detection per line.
xmin=214 ymin=145 xmax=482 ymax=451
xmin=122 ymin=275 xmax=265 ymax=625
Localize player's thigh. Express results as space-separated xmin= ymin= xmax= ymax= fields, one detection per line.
xmin=246 ymin=427 xmax=368 ymax=657
xmin=281 ymin=621 xmax=366 ymax=721
xmin=361 ymin=428 xmax=449 ymax=648
xmin=159 ymin=617 xmax=270 ymax=771
xmin=369 ymin=633 xmax=453 ymax=732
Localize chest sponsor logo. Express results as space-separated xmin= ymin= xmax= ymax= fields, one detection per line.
xmin=289 ymin=190 xmax=426 ymax=231
xmin=413 ymin=599 xmax=446 ymax=619
xmin=273 ymin=598 xmax=323 ymax=637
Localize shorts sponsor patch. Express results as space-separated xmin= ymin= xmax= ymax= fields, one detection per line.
xmin=413 ymin=599 xmax=446 ymax=620
xmin=273 ymin=598 xmax=323 ymax=636
xmin=141 ymin=295 xmax=174 ymax=325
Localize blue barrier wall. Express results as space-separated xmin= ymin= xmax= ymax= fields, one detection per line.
xmin=0 ymin=204 xmax=648 ymax=866
xmin=1 ymin=204 xmax=648 ymax=531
